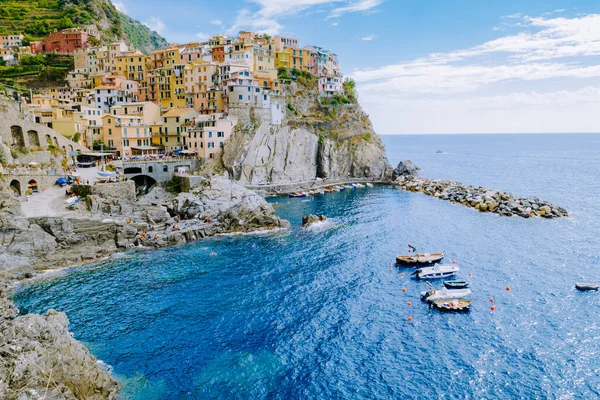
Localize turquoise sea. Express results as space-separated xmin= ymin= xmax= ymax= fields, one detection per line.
xmin=13 ymin=134 xmax=600 ymax=399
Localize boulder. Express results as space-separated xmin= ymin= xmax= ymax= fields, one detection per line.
xmin=302 ymin=214 xmax=327 ymax=227
xmin=393 ymin=160 xmax=420 ymax=180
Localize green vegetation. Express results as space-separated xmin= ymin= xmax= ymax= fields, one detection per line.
xmin=0 ymin=0 xmax=167 ymax=53
xmin=0 ymin=143 xmax=7 ymax=164
xmin=0 ymin=53 xmax=73 ymax=88
xmin=278 ymin=68 xmax=317 ymax=89
xmin=342 ymin=78 xmax=358 ymax=104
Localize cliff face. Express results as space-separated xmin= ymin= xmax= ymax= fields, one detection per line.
xmin=222 ymin=82 xmax=391 ymax=185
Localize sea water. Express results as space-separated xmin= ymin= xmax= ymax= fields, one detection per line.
xmin=13 ymin=134 xmax=600 ymax=399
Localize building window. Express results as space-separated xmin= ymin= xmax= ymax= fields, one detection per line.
xmin=163 ymin=165 xmax=168 ymax=172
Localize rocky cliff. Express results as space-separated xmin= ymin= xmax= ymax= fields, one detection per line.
xmin=222 ymin=81 xmax=391 ymax=185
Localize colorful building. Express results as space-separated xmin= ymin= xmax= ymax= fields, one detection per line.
xmin=39 ymin=28 xmax=100 ymax=54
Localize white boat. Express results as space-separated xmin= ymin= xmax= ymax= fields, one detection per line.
xmin=420 ymin=287 xmax=472 ymax=302
xmin=355 ymin=183 xmax=365 ymax=188
xmin=96 ymin=170 xmax=116 ymax=182
xmin=366 ymin=183 xmax=374 ymax=188
xmin=413 ymin=264 xmax=459 ymax=280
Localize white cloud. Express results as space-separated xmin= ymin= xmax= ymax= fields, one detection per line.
xmin=329 ymin=0 xmax=385 ymax=19
xmin=196 ymin=32 xmax=212 ymax=42
xmin=143 ymin=16 xmax=166 ymax=34
xmin=351 ymin=13 xmax=600 ymax=134
xmin=112 ymin=0 xmax=127 ymax=13
xmin=210 ymin=20 xmax=223 ymax=26
xmin=226 ymin=0 xmax=383 ymax=35
xmin=361 ymin=34 xmax=376 ymax=41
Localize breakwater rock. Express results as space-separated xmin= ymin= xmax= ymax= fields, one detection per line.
xmin=0 ymin=284 xmax=119 ymax=399
xmin=397 ymin=176 xmax=568 ymax=219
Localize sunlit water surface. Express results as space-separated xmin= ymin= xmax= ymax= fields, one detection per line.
xmin=14 ymin=134 xmax=600 ymax=399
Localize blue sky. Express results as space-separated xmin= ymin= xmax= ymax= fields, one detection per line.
xmin=113 ymin=1 xmax=600 ymax=134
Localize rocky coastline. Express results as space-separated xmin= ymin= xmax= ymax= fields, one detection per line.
xmin=0 ymin=175 xmax=289 ymax=397
xmin=393 ymin=161 xmax=568 ymax=219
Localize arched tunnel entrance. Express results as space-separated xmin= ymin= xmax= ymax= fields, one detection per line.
xmin=9 ymin=180 xmax=21 ymax=196
xmin=130 ymin=174 xmax=157 ymax=196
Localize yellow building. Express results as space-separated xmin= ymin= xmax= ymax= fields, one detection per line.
xmin=151 ymin=108 xmax=197 ymax=152
xmin=116 ymin=51 xmax=151 ymax=101
xmin=274 ymin=51 xmax=291 ymax=69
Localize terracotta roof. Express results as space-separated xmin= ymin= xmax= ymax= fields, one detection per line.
xmin=163 ymin=108 xmax=195 ymax=117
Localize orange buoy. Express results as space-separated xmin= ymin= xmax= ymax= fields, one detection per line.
xmin=489 ymin=298 xmax=494 ymax=303
xmin=407 ymin=302 xmax=412 ymax=306
xmin=289 ymin=273 xmax=293 ymax=277
xmin=402 ymin=288 xmax=407 ymax=293
xmin=408 ymin=316 xmax=413 ymax=322
xmin=389 ymin=265 xmax=393 ymax=268
xmin=490 ymin=305 xmax=495 ymax=311
xmin=506 ymin=286 xmax=511 ymax=291
xmin=401 ymin=273 xmax=405 ymax=277
xmin=468 ymin=273 xmax=472 ymax=277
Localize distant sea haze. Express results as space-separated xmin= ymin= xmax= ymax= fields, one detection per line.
xmin=15 ymin=133 xmax=600 ymax=399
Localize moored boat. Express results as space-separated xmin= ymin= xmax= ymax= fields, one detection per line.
xmin=366 ymin=183 xmax=374 ymax=187
xmin=355 ymin=183 xmax=365 ymax=188
xmin=575 ymin=282 xmax=599 ymax=291
xmin=289 ymin=192 xmax=306 ymax=198
xmin=421 ymin=287 xmax=472 ymax=302
xmin=443 ymin=280 xmax=469 ymax=289
xmin=432 ymin=299 xmax=471 ymax=312
xmin=323 ymin=187 xmax=334 ymax=193
xmin=396 ymin=253 xmax=444 ymax=266
xmin=413 ymin=264 xmax=459 ymax=280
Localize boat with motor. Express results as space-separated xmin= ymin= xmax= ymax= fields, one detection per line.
xmin=344 ymin=184 xmax=355 ymax=189
xmin=421 ymin=287 xmax=472 ymax=302
xmin=323 ymin=187 xmax=334 ymax=193
xmin=575 ymin=282 xmax=599 ymax=291
xmin=443 ymin=280 xmax=469 ymax=289
xmin=396 ymin=253 xmax=445 ymax=266
xmin=335 ymin=185 xmax=346 ymax=191
xmin=289 ymin=192 xmax=306 ymax=198
xmin=432 ymin=299 xmax=471 ymax=312
xmin=413 ymin=264 xmax=459 ymax=280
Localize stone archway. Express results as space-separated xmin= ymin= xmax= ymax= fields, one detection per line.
xmin=9 ymin=180 xmax=21 ymax=196
xmin=130 ymin=174 xmax=157 ymax=195
xmin=11 ymin=126 xmax=25 ymax=150
xmin=27 ymin=130 xmax=40 ymax=148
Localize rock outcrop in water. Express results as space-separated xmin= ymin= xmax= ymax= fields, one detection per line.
xmin=0 ymin=284 xmax=119 ymax=399
xmin=222 ymin=81 xmax=392 ymax=185
xmin=397 ymin=175 xmax=568 ymax=219
xmin=302 ymin=214 xmax=327 ymax=227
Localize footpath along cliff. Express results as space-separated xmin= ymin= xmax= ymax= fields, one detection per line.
xmin=222 ymin=77 xmax=392 ymax=185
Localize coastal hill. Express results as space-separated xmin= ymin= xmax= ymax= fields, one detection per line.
xmin=0 ymin=0 xmax=168 ymax=54
xmin=223 ymin=75 xmax=391 ymax=185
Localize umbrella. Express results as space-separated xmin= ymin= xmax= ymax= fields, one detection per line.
xmin=56 ymin=178 xmax=67 ymax=186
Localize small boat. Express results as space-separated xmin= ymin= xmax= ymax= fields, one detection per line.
xmin=432 ymin=299 xmax=471 ymax=312
xmin=443 ymin=280 xmax=469 ymax=289
xmin=355 ymin=183 xmax=365 ymax=188
xmin=335 ymin=185 xmax=345 ymax=191
xmin=314 ymin=188 xmax=325 ymax=195
xmin=413 ymin=264 xmax=459 ymax=280
xmin=344 ymin=184 xmax=354 ymax=189
xmin=96 ymin=171 xmax=115 ymax=182
xmin=289 ymin=192 xmax=306 ymax=198
xmin=331 ymin=186 xmax=341 ymax=192
xmin=65 ymin=196 xmax=81 ymax=208
xmin=436 ymin=150 xmax=444 ymax=154
xmin=575 ymin=282 xmax=599 ymax=291
xmin=366 ymin=183 xmax=374 ymax=188
xmin=323 ymin=187 xmax=334 ymax=193
xmin=421 ymin=287 xmax=472 ymax=302
xmin=396 ymin=253 xmax=444 ymax=266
